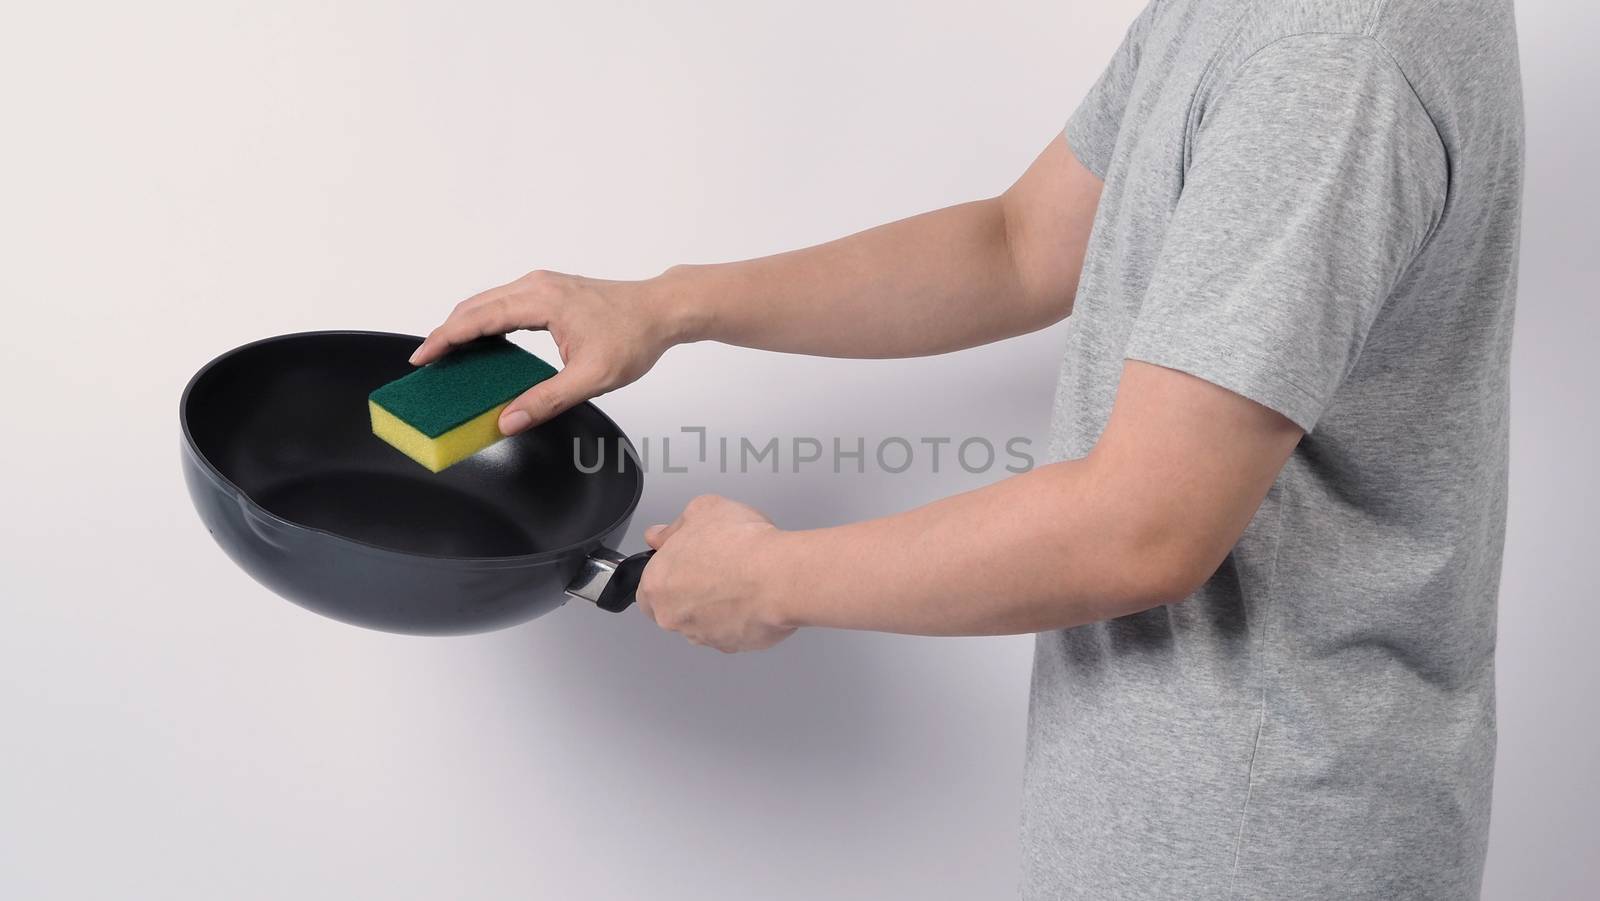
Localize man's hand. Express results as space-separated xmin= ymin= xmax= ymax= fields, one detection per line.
xmin=638 ymin=495 xmax=797 ymax=653
xmin=409 ymin=270 xmax=692 ymax=435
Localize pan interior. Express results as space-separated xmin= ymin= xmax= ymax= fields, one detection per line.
xmin=183 ymin=333 xmax=641 ymax=559
xmin=252 ymin=470 xmax=539 ymax=557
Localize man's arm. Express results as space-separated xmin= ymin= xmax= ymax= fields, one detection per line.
xmin=408 ymin=135 xmax=1102 ymax=432
xmin=637 ymin=361 xmax=1303 ymax=650
xmin=668 ymin=134 xmax=1103 ymax=358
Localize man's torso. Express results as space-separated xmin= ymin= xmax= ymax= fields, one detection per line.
xmin=1023 ymin=2 xmax=1524 ymax=898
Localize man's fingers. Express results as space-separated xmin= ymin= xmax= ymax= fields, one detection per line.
xmin=497 ymin=366 xmax=597 ymax=435
xmin=644 ymin=520 xmax=683 ymax=549
xmin=413 ymin=300 xmax=533 ymax=364
xmin=646 ymin=505 xmax=697 ymax=548
xmin=644 ymin=524 xmax=668 ymax=548
xmin=410 ymin=295 xmax=549 ymax=366
xmin=645 ymin=495 xmax=730 ymax=548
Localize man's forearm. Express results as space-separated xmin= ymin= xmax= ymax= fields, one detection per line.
xmin=757 ymin=457 xmax=1197 ymax=637
xmin=655 ymin=197 xmax=1075 ymax=359
xmin=745 ymin=359 xmax=1303 ymax=638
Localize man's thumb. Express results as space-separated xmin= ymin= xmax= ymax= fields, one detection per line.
xmin=498 ymin=368 xmax=593 ymax=435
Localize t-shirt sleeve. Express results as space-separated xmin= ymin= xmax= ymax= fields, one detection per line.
xmin=1065 ymin=1 xmax=1163 ymax=178
xmin=1122 ymin=33 xmax=1448 ymax=433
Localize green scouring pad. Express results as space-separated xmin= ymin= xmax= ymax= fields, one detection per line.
xmin=369 ymin=337 xmax=558 ymax=472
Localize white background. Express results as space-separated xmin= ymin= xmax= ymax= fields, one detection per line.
xmin=1 ymin=2 xmax=1594 ymax=897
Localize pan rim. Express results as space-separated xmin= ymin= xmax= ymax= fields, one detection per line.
xmin=180 ymin=329 xmax=646 ymax=569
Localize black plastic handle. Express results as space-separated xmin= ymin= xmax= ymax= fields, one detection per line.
xmin=595 ymin=550 xmax=655 ymax=613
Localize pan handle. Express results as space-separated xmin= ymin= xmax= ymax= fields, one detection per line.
xmin=565 ymin=548 xmax=655 ymax=613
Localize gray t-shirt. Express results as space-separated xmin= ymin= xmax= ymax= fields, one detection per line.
xmin=1022 ymin=1 xmax=1524 ymax=898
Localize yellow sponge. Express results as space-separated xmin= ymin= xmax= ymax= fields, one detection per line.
xmin=368 ymin=338 xmax=558 ymax=473
xmin=369 ymin=399 xmax=511 ymax=473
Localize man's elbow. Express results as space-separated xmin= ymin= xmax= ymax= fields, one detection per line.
xmin=1032 ymin=452 xmax=1248 ymax=624
xmin=995 ymin=196 xmax=1080 ymax=328
xmin=1099 ymin=528 xmax=1221 ymax=619
xmin=1141 ymin=543 xmax=1218 ymax=608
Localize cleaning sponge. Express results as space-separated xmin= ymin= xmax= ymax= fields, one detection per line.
xmin=369 ymin=337 xmax=558 ymax=472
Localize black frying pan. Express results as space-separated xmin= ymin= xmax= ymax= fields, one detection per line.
xmin=180 ymin=331 xmax=653 ymax=635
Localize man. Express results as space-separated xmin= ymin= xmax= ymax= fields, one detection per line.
xmin=410 ymin=0 xmax=1523 ymax=896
